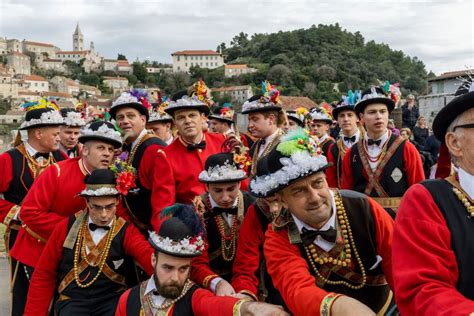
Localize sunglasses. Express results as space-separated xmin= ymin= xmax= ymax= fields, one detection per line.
xmin=453 ymin=123 xmax=474 ymax=131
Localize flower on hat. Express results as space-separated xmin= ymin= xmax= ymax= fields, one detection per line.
xmin=20 ymin=97 xmax=59 ymax=112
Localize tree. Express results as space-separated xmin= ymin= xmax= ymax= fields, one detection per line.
xmin=267 ymin=64 xmax=292 ymax=86
xmin=216 ymin=42 xmax=226 ymax=53
xmin=132 ymin=61 xmax=147 ymax=83
xmin=79 ymin=73 xmax=100 ymax=86
xmin=117 ymin=54 xmax=127 ymax=60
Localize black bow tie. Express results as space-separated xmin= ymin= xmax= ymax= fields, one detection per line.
xmin=34 ymin=152 xmax=50 ymax=159
xmin=67 ymin=149 xmax=75 ymax=156
xmin=367 ymin=139 xmax=382 ymax=146
xmin=187 ymin=141 xmax=206 ymax=151
xmin=301 ymin=227 xmax=337 ymax=246
xmin=212 ymin=207 xmax=238 ymax=215
xmin=343 ymin=136 xmax=356 ymax=143
xmin=89 ymin=223 xmax=110 ymax=231
xmin=260 ymin=138 xmax=266 ymax=145
xmin=122 ymin=143 xmax=132 ymax=153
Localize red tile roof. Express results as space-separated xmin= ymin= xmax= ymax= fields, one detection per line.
xmin=43 ymin=91 xmax=73 ymax=98
xmin=117 ymin=60 xmax=130 ymax=66
xmin=103 ymin=76 xmax=128 ymax=81
xmin=225 ymin=64 xmax=248 ymax=69
xmin=172 ymin=50 xmax=221 ymax=56
xmin=57 ymin=50 xmax=89 ymax=55
xmin=19 ymin=91 xmax=40 ymax=96
xmin=24 ymin=40 xmax=54 ymax=48
xmin=23 ymin=75 xmax=47 ymax=82
xmin=428 ymin=69 xmax=474 ymax=82
xmin=279 ymin=96 xmax=317 ymax=110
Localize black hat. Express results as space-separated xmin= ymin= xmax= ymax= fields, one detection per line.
xmin=79 ymin=169 xmax=119 ymax=197
xmin=241 ymin=94 xmax=282 ymax=114
xmin=149 ymin=203 xmax=206 ymax=258
xmin=199 ymin=152 xmax=247 ymax=183
xmin=78 ymin=120 xmax=122 ymax=149
xmin=433 ymin=80 xmax=474 ymax=143
xmin=208 ymin=103 xmax=235 ymax=123
xmin=308 ymin=107 xmax=333 ymax=124
xmin=164 ymin=88 xmax=210 ymax=117
xmin=148 ymin=100 xmax=174 ymax=124
xmin=355 ymin=86 xmax=395 ymax=115
xmin=109 ymin=90 xmax=151 ymax=121
xmin=19 ymin=105 xmax=64 ymax=130
xmin=61 ymin=108 xmax=86 ymax=127
xmin=250 ymin=128 xmax=329 ymax=198
xmin=286 ymin=109 xmax=306 ymax=127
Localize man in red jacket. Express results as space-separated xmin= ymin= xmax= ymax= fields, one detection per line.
xmin=250 ymin=128 xmax=395 ymax=316
xmin=115 ymin=203 xmax=288 ymax=316
xmin=58 ymin=108 xmax=85 ymax=158
xmin=392 ymin=81 xmax=474 ymax=315
xmin=24 ymin=169 xmax=154 ymax=316
xmin=10 ymin=120 xmax=122 ymax=315
xmin=0 ymin=101 xmax=66 ymax=316
xmin=341 ymin=86 xmax=424 ymax=217
xmin=152 ymin=81 xmax=227 ymax=226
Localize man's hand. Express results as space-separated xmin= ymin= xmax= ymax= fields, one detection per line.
xmin=240 ymin=301 xmax=289 ymax=316
xmin=331 ymin=295 xmax=375 ymax=316
xmin=215 ymin=279 xmax=235 ymax=296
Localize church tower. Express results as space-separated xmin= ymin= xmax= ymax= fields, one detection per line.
xmin=73 ymin=23 xmax=84 ymax=51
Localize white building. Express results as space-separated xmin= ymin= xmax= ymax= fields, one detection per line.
xmin=171 ymin=50 xmax=224 ymax=73
xmin=0 ymin=65 xmax=19 ymax=98
xmin=224 ymin=64 xmax=257 ymax=78
xmin=101 ymin=59 xmax=118 ymax=72
xmin=7 ymin=39 xmax=22 ymax=53
xmin=5 ymin=52 xmax=31 ymax=75
xmin=146 ymin=67 xmax=173 ymax=74
xmin=50 ymin=76 xmax=80 ymax=95
xmin=212 ymin=85 xmax=253 ymax=104
xmin=23 ymin=75 xmax=49 ymax=93
xmin=103 ymin=76 xmax=129 ymax=91
xmin=22 ymin=40 xmax=58 ymax=58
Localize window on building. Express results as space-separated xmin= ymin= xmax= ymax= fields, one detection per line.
xmin=177 ymin=56 xmax=180 ymax=61
xmin=206 ymin=62 xmax=208 ymax=66
xmin=206 ymin=56 xmax=208 ymax=60
xmin=185 ymin=63 xmax=188 ymax=67
xmin=185 ymin=56 xmax=188 ymax=61
xmin=437 ymin=81 xmax=444 ymax=94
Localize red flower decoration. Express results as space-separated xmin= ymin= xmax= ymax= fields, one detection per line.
xmin=116 ymin=171 xmax=137 ymax=196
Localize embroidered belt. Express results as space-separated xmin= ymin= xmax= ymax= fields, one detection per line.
xmin=22 ymin=224 xmax=47 ymax=243
xmin=371 ymin=197 xmax=401 ymax=209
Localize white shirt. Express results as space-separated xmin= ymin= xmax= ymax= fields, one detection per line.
xmin=341 ymin=129 xmax=361 ymax=149
xmin=317 ymin=133 xmax=329 ymax=145
xmin=85 ymin=216 xmax=112 ymax=254
xmin=130 ymin=129 xmax=147 ymax=151
xmin=24 ymin=141 xmax=47 ymax=161
xmin=144 ymin=277 xmax=167 ymax=307
xmin=164 ymin=134 xmax=174 ymax=146
xmin=209 ymin=194 xmax=238 ymax=227
xmin=366 ymin=129 xmax=390 ymax=171
xmin=292 ymin=190 xmax=337 ymax=252
xmin=458 ymin=168 xmax=474 ymax=200
xmin=257 ymin=129 xmax=280 ymax=158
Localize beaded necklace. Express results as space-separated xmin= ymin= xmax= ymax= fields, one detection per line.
xmin=126 ymin=131 xmax=148 ymax=164
xmin=73 ymin=216 xmax=116 ymax=288
xmin=147 ymin=280 xmax=193 ymax=311
xmin=362 ymin=133 xmax=390 ymax=164
xmin=447 ymin=174 xmax=474 ymax=217
xmin=303 ymin=191 xmax=367 ymax=290
xmin=24 ymin=149 xmax=54 ymax=178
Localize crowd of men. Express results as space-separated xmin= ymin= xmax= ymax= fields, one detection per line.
xmin=0 ymin=78 xmax=473 ymax=316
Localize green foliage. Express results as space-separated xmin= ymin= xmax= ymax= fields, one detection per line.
xmin=132 ymin=61 xmax=147 ymax=84
xmin=117 ymin=54 xmax=127 ymax=60
xmin=79 ymin=73 xmax=100 ymax=86
xmin=0 ymin=98 xmax=10 ymax=115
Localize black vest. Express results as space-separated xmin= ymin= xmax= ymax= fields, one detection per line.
xmin=124 ymin=137 xmax=166 ymax=233
xmin=321 ymin=138 xmax=334 ymax=157
xmin=297 ymin=190 xmax=390 ymax=313
xmin=4 ymin=148 xmax=65 ymax=205
xmin=329 ymin=141 xmax=344 ymax=188
xmin=125 ymin=282 xmax=199 ymax=316
xmin=350 ymin=135 xmax=408 ymax=197
xmin=203 ymin=191 xmax=255 ymax=282
xmin=57 ymin=216 xmax=131 ymax=300
xmin=421 ymin=180 xmax=474 ymax=299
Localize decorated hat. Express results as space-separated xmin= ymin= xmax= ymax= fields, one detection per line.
xmin=19 ymin=98 xmax=64 ymax=130
xmin=79 ymin=169 xmax=119 ymax=197
xmin=165 ymin=80 xmax=212 ymax=116
xmin=148 ymin=93 xmax=173 ymax=123
xmin=241 ymin=81 xmax=282 ymax=114
xmin=286 ymin=107 xmax=308 ymax=127
xmin=308 ymin=107 xmax=333 ymax=124
xmin=149 ymin=203 xmax=206 ymax=258
xmin=332 ymin=90 xmax=361 ymax=119
xmin=199 ymin=152 xmax=248 ymax=183
xmin=433 ymin=76 xmax=474 ymax=143
xmin=61 ymin=108 xmax=86 ymax=127
xmin=250 ymin=128 xmax=329 ymax=198
xmin=78 ymin=120 xmax=122 ymax=148
xmin=355 ymin=84 xmax=397 ymax=115
xmin=109 ymin=89 xmax=152 ymax=120
xmin=208 ymin=103 xmax=235 ymax=123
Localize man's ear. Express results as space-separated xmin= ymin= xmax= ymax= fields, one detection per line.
xmin=151 ymin=252 xmax=157 ymax=268
xmin=445 ymin=132 xmax=463 ymax=159
xmin=276 ymin=192 xmax=288 ymax=210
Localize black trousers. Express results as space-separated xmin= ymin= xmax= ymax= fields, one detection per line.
xmin=11 ymin=260 xmax=34 ymax=316
xmin=54 ymin=293 xmax=121 ymax=316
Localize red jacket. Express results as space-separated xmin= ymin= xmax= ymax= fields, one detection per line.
xmin=392 ymin=184 xmax=474 ymax=315
xmin=24 ymin=215 xmax=154 ymax=316
xmin=152 ymin=133 xmax=226 ymax=227
xmin=263 ymin=196 xmax=394 ymax=316
xmin=11 ymin=158 xmax=89 ymax=267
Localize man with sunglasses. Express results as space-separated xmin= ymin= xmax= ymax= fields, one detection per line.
xmin=392 ymin=82 xmax=474 ymax=315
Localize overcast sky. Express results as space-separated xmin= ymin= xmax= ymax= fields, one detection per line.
xmin=1 ymin=0 xmax=472 ymax=75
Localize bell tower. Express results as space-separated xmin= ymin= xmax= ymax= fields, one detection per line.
xmin=73 ymin=23 xmax=84 ymax=51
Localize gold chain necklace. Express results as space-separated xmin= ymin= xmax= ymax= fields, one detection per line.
xmin=147 ymin=280 xmax=193 ymax=311
xmin=73 ymin=216 xmax=116 ymax=288
xmin=127 ymin=132 xmax=148 ymax=164
xmin=304 ymin=191 xmax=367 ymax=290
xmin=24 ymin=150 xmax=54 ymax=178
xmin=447 ymin=174 xmax=474 ymax=217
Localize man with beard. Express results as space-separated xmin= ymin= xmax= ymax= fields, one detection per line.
xmin=0 ymin=100 xmax=66 ymax=316
xmin=146 ymin=95 xmax=175 ymax=146
xmin=392 ymin=81 xmax=474 ymax=315
xmin=59 ymin=108 xmax=86 ymax=158
xmin=242 ymin=81 xmax=285 ymax=178
xmin=191 ymin=151 xmax=254 ymax=296
xmin=24 ymin=169 xmax=154 ymax=316
xmin=10 ymin=120 xmax=122 ymax=315
xmin=116 ymin=203 xmax=289 ymax=316
xmin=152 ymin=81 xmax=227 ymax=224
xmin=308 ymin=107 xmax=335 ymax=157
xmin=341 ymin=86 xmax=424 ymax=218
xmin=326 ymin=91 xmax=362 ymax=188
xmin=251 ymin=128 xmax=395 ymax=316
xmin=109 ymin=90 xmax=167 ymax=234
